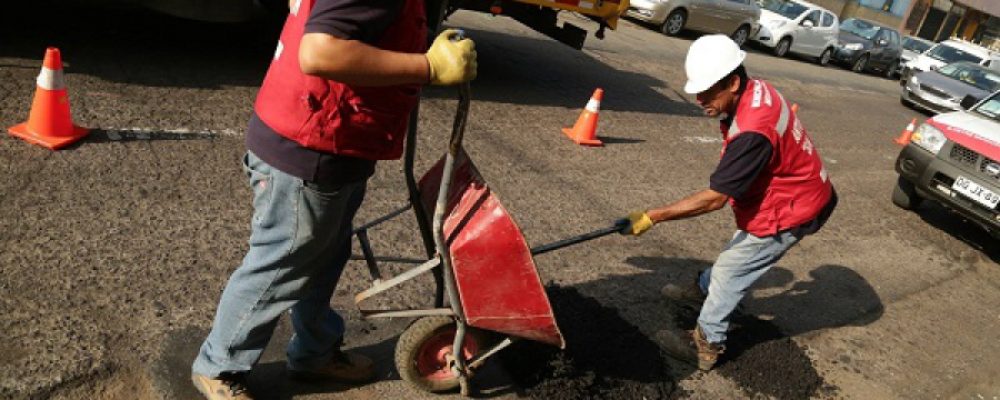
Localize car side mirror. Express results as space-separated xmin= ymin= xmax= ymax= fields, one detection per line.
xmin=801 ymin=20 xmax=815 ymax=28
xmin=960 ymin=95 xmax=980 ymax=110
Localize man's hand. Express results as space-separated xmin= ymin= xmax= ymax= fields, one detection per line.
xmin=426 ymin=29 xmax=477 ymax=85
xmin=620 ymin=211 xmax=654 ymax=236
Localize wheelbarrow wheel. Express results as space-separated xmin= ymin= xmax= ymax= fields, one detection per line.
xmin=395 ymin=316 xmax=487 ymax=393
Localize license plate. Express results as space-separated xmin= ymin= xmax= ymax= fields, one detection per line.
xmin=952 ymin=176 xmax=1000 ymax=209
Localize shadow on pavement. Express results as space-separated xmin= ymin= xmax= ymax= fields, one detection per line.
xmin=912 ymin=202 xmax=1000 ymax=263
xmin=615 ymin=256 xmax=882 ymax=398
xmin=1 ymin=1 xmax=280 ymax=89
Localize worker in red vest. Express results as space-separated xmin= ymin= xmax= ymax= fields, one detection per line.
xmin=620 ymin=34 xmax=837 ymax=371
xmin=191 ymin=0 xmax=476 ymax=398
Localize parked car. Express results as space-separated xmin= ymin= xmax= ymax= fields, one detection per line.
xmin=899 ymin=38 xmax=1000 ymax=84
xmin=901 ymin=36 xmax=934 ymax=65
xmin=626 ymin=0 xmax=761 ymax=47
xmin=831 ymin=18 xmax=902 ymax=77
xmin=752 ymin=0 xmax=839 ymax=64
xmin=902 ymin=61 xmax=1000 ymax=113
xmin=893 ymin=89 xmax=1000 ymax=239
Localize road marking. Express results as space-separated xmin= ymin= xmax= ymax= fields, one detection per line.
xmin=683 ymin=136 xmax=722 ymax=144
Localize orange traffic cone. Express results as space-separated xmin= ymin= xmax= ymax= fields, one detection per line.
xmin=562 ymin=88 xmax=603 ymax=146
xmin=8 ymin=47 xmax=90 ymax=150
xmin=894 ymin=118 xmax=917 ymax=146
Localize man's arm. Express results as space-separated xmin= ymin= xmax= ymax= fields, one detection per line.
xmin=299 ymin=33 xmax=429 ymax=86
xmin=647 ymin=189 xmax=730 ymax=223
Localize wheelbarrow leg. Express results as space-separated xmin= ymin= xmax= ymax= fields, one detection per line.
xmin=404 ymin=104 xmax=446 ymax=308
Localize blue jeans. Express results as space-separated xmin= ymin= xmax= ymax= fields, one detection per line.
xmin=192 ymin=151 xmax=367 ymax=377
xmin=696 ymin=229 xmax=801 ymax=344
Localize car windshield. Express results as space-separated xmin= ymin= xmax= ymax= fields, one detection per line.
xmin=757 ymin=0 xmax=808 ymax=20
xmin=972 ymin=93 xmax=1000 ymax=121
xmin=937 ymin=63 xmax=1000 ymax=92
xmin=840 ymin=19 xmax=879 ymax=40
xmin=925 ymin=44 xmax=984 ymax=64
xmin=903 ymin=38 xmax=932 ymax=53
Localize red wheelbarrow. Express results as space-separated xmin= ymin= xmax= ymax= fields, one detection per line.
xmin=349 ymin=83 xmax=625 ymax=395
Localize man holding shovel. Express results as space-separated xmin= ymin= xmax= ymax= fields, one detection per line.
xmin=620 ymin=34 xmax=837 ymax=371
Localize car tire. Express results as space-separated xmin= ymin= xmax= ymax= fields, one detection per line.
xmin=884 ymin=59 xmax=899 ymax=79
xmin=661 ymin=10 xmax=687 ymax=36
xmin=773 ymin=37 xmax=791 ymax=57
xmin=892 ymin=177 xmax=923 ymax=210
xmin=817 ymin=47 xmax=832 ymax=66
xmin=731 ymin=24 xmax=751 ymax=48
xmin=852 ymin=54 xmax=869 ymax=73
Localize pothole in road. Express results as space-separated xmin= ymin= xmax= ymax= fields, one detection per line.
xmin=500 ymin=286 xmax=677 ymax=399
xmin=500 ymin=285 xmax=837 ymax=399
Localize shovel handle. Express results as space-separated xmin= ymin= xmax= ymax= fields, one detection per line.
xmin=530 ymin=220 xmax=629 ymax=256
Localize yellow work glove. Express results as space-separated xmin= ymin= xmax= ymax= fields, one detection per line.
xmin=425 ymin=29 xmax=477 ymax=86
xmin=620 ymin=211 xmax=654 ymax=236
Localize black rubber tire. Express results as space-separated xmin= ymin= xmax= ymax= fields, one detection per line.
xmin=661 ymin=10 xmax=687 ymax=36
xmin=892 ymin=177 xmax=922 ymax=210
xmin=818 ymin=47 xmax=832 ymax=66
xmin=731 ymin=24 xmax=751 ymax=48
xmin=774 ymin=37 xmax=791 ymax=57
xmin=395 ymin=316 xmax=488 ymax=393
xmin=852 ymin=54 xmax=869 ymax=73
xmin=884 ymin=59 xmax=899 ymax=79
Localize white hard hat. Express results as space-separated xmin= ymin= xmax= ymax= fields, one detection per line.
xmin=683 ymin=34 xmax=746 ymax=94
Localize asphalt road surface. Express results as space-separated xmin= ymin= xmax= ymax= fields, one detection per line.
xmin=2 ymin=2 xmax=1000 ymax=399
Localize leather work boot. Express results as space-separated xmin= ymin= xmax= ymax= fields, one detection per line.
xmin=660 ymin=277 xmax=706 ymax=308
xmin=692 ymin=325 xmax=724 ymax=371
xmin=656 ymin=325 xmax=725 ymax=371
xmin=287 ymin=350 xmax=376 ymax=383
xmin=191 ymin=372 xmax=255 ymax=400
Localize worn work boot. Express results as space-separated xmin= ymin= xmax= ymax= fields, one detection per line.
xmin=660 ymin=277 xmax=706 ymax=308
xmin=656 ymin=325 xmax=725 ymax=371
xmin=692 ymin=325 xmax=725 ymax=371
xmin=191 ymin=372 xmax=255 ymax=400
xmin=287 ymin=350 xmax=376 ymax=383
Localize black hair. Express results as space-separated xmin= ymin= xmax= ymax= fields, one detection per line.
xmin=727 ymin=65 xmax=749 ymax=94
xmin=706 ymin=65 xmax=749 ymax=94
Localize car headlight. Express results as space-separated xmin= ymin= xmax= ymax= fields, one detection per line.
xmin=910 ymin=123 xmax=946 ymax=154
xmin=910 ymin=76 xmax=919 ymax=86
xmin=842 ymin=43 xmax=863 ymax=51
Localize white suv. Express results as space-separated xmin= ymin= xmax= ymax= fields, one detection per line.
xmin=893 ymin=90 xmax=1000 ymax=238
xmin=900 ymin=38 xmax=1000 ymax=83
xmin=753 ymin=0 xmax=839 ymax=64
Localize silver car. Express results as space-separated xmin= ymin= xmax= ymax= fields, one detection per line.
xmin=902 ymin=61 xmax=1000 ymax=114
xmin=627 ymin=0 xmax=761 ymax=47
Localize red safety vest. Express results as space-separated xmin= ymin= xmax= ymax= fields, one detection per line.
xmin=721 ymin=79 xmax=832 ymax=237
xmin=254 ymin=0 xmax=427 ymax=160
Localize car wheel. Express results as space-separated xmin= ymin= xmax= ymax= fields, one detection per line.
xmin=731 ymin=25 xmax=751 ymax=48
xmin=661 ymin=10 xmax=687 ymax=36
xmin=852 ymin=54 xmax=869 ymax=73
xmin=892 ymin=177 xmax=923 ymax=210
xmin=884 ymin=60 xmax=899 ymax=79
xmin=773 ymin=37 xmax=791 ymax=57
xmin=817 ymin=47 xmax=832 ymax=66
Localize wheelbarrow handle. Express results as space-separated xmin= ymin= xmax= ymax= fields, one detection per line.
xmin=530 ymin=219 xmax=630 ymax=256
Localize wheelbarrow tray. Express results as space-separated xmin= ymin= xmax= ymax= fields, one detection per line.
xmin=419 ymin=150 xmax=565 ymax=348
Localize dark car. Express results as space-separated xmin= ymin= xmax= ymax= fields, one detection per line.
xmin=902 ymin=61 xmax=1000 ymax=113
xmin=831 ymin=18 xmax=902 ymax=77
